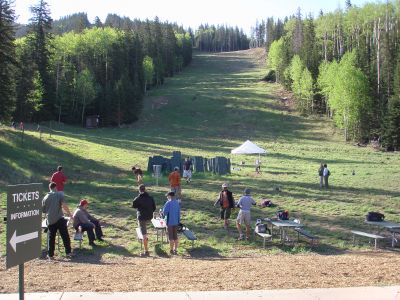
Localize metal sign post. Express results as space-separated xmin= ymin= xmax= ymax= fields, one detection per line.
xmin=6 ymin=183 xmax=42 ymax=300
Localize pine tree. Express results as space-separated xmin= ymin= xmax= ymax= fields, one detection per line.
xmin=0 ymin=0 xmax=16 ymax=122
xmin=28 ymin=0 xmax=54 ymax=120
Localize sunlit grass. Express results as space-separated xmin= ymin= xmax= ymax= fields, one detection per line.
xmin=1 ymin=50 xmax=400 ymax=258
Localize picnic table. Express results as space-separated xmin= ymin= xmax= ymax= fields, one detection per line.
xmin=151 ymin=218 xmax=168 ymax=243
xmin=365 ymin=220 xmax=400 ymax=247
xmin=264 ymin=218 xmax=304 ymax=243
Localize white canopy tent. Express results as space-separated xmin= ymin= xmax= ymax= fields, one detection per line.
xmin=230 ymin=140 xmax=267 ymax=172
xmin=231 ymin=140 xmax=267 ymax=155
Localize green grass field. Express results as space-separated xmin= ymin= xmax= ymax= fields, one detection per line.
xmin=1 ymin=49 xmax=400 ymax=258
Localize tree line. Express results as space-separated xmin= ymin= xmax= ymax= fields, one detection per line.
xmin=254 ymin=1 xmax=400 ymax=150
xmin=0 ymin=0 xmax=193 ymax=126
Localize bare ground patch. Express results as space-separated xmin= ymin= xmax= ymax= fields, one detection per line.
xmin=1 ymin=252 xmax=399 ymax=293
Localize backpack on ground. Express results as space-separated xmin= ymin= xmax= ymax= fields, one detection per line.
xmin=277 ymin=210 xmax=289 ymax=220
xmin=366 ymin=212 xmax=385 ymax=222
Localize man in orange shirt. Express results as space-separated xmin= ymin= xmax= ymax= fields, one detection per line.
xmin=168 ymin=167 xmax=181 ymax=199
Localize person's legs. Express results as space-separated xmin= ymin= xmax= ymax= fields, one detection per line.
xmin=48 ymin=222 xmax=58 ymax=257
xmin=139 ymin=220 xmax=149 ymax=254
xmin=58 ymin=218 xmax=72 ymax=254
xmin=243 ymin=211 xmax=251 ymax=239
xmin=91 ymin=219 xmax=104 ymax=240
xmin=324 ymin=176 xmax=329 ymax=188
xmin=80 ymin=223 xmax=96 ymax=244
xmin=172 ymin=226 xmax=178 ymax=253
xmin=224 ymin=208 xmax=231 ymax=228
xmin=236 ymin=211 xmax=243 ymax=239
xmin=319 ymin=176 xmax=323 ymax=188
xmin=167 ymin=226 xmax=175 ymax=252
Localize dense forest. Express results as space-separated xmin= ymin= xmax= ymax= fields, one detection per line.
xmin=1 ymin=0 xmax=250 ymax=126
xmin=0 ymin=1 xmax=195 ymax=126
xmin=250 ymin=1 xmax=400 ymax=149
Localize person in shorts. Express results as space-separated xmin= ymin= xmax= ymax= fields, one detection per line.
xmin=214 ymin=183 xmax=235 ymax=229
xmin=182 ymin=157 xmax=192 ymax=183
xmin=162 ymin=191 xmax=181 ymax=255
xmin=236 ymin=188 xmax=256 ymax=240
xmin=168 ymin=167 xmax=181 ymax=199
xmin=132 ymin=166 xmax=143 ymax=185
xmin=132 ymin=184 xmax=156 ymax=256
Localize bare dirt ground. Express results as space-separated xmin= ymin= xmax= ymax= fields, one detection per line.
xmin=1 ymin=252 xmax=400 ymax=293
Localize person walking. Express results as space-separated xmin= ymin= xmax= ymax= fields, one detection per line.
xmin=323 ymin=164 xmax=330 ymax=188
xmin=168 ymin=167 xmax=181 ymax=199
xmin=50 ymin=166 xmax=67 ymax=196
xmin=183 ymin=157 xmax=192 ymax=183
xmin=132 ymin=184 xmax=156 ymax=256
xmin=72 ymin=199 xmax=104 ymax=246
xmin=318 ymin=163 xmax=324 ymax=188
xmin=214 ymin=183 xmax=235 ymax=229
xmin=42 ymin=182 xmax=73 ymax=259
xmin=132 ymin=166 xmax=143 ymax=185
xmin=162 ymin=191 xmax=181 ymax=255
xmin=236 ymin=188 xmax=256 ymax=240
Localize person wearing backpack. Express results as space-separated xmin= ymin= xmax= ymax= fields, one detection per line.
xmin=318 ymin=163 xmax=324 ymax=188
xmin=323 ymin=164 xmax=330 ymax=188
xmin=214 ymin=183 xmax=235 ymax=229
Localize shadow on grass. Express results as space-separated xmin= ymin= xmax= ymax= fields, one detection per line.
xmin=186 ymin=245 xmax=222 ymax=258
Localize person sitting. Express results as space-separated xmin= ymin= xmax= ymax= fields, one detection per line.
xmin=72 ymin=199 xmax=104 ymax=246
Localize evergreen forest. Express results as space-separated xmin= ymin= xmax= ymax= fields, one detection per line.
xmin=250 ymin=1 xmax=400 ymax=149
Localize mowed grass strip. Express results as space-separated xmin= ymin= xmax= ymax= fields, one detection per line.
xmin=0 ymin=49 xmax=399 ymax=258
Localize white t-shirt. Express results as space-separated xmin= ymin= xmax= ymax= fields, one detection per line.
xmin=323 ymin=167 xmax=329 ymax=176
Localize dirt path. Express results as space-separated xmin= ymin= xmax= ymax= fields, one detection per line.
xmin=1 ymin=252 xmax=399 ymax=293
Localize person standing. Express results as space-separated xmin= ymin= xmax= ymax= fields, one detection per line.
xmin=50 ymin=166 xmax=67 ymax=196
xmin=132 ymin=184 xmax=156 ymax=256
xmin=132 ymin=166 xmax=144 ymax=185
xmin=323 ymin=164 xmax=330 ymax=188
xmin=162 ymin=191 xmax=181 ymax=255
xmin=318 ymin=163 xmax=324 ymax=188
xmin=168 ymin=167 xmax=181 ymax=199
xmin=73 ymin=199 xmax=104 ymax=246
xmin=42 ymin=182 xmax=73 ymax=259
xmin=255 ymin=159 xmax=261 ymax=174
xmin=214 ymin=183 xmax=235 ymax=229
xmin=236 ymin=188 xmax=256 ymax=240
xmin=183 ymin=157 xmax=192 ymax=183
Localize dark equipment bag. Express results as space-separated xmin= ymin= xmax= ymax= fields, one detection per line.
xmin=366 ymin=212 xmax=385 ymax=222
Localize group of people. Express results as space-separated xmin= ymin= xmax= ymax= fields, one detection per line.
xmin=318 ymin=163 xmax=331 ymax=188
xmin=42 ymin=166 xmax=104 ymax=259
xmin=215 ymin=183 xmax=257 ymax=240
xmin=132 ymin=184 xmax=181 ymax=256
xmin=42 ymin=160 xmax=331 ymax=259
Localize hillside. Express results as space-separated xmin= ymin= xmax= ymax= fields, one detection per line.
xmin=1 ymin=49 xmax=400 ymax=292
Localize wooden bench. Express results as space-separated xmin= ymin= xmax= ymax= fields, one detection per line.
xmin=255 ymin=232 xmax=272 ymax=248
xmin=136 ymin=228 xmax=144 ymax=251
xmin=294 ymin=227 xmax=319 ymax=246
xmin=351 ymin=230 xmax=385 ymax=249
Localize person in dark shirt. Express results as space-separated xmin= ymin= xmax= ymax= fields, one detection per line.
xmin=132 ymin=184 xmax=156 ymax=256
xmin=132 ymin=166 xmax=143 ymax=185
xmin=214 ymin=183 xmax=235 ymax=229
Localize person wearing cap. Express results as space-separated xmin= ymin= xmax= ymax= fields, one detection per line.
xmin=42 ymin=182 xmax=73 ymax=259
xmin=168 ymin=167 xmax=181 ymax=199
xmin=132 ymin=184 xmax=156 ymax=256
xmin=236 ymin=188 xmax=256 ymax=240
xmin=50 ymin=166 xmax=67 ymax=196
xmin=214 ymin=183 xmax=235 ymax=229
xmin=162 ymin=191 xmax=181 ymax=255
xmin=72 ymin=199 xmax=104 ymax=246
